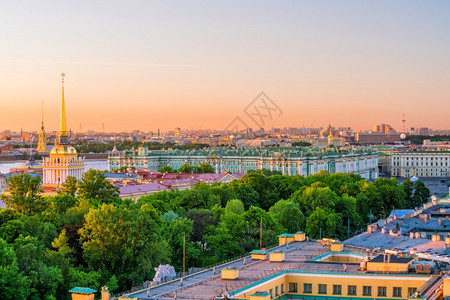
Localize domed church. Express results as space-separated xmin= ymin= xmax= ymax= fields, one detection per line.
xmin=42 ymin=73 xmax=85 ymax=188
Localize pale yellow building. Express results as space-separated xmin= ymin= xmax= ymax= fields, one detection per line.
xmin=391 ymin=151 xmax=450 ymax=178
xmin=230 ymin=271 xmax=430 ymax=300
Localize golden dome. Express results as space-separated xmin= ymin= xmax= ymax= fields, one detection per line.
xmin=50 ymin=144 xmax=77 ymax=155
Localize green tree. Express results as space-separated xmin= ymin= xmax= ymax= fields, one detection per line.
xmin=13 ymin=235 xmax=63 ymax=299
xmin=76 ymin=169 xmax=120 ymax=206
xmin=224 ymin=199 xmax=245 ymax=215
xmin=162 ymin=217 xmax=203 ymax=270
xmin=45 ymin=194 xmax=77 ymax=214
xmin=0 ymin=238 xmax=30 ymax=300
xmin=305 ymin=207 xmax=342 ymax=239
xmin=80 ymin=204 xmax=169 ymax=289
xmin=0 ymin=219 xmax=25 ymax=243
xmin=59 ymin=176 xmax=78 ymax=197
xmin=228 ymin=181 xmax=260 ymax=209
xmin=247 ymin=168 xmax=282 ymax=177
xmin=1 ymin=174 xmax=42 ymax=214
xmin=159 ymin=166 xmax=175 ymax=173
xmin=0 ymin=209 xmax=18 ymax=227
xmin=161 ymin=211 xmax=179 ymax=222
xmin=402 ymin=179 xmax=414 ymax=204
xmin=196 ymin=163 xmax=215 ymax=173
xmin=205 ymin=212 xmax=248 ymax=259
xmin=179 ymin=164 xmax=193 ymax=173
xmin=373 ymin=178 xmax=407 ymax=214
xmin=292 ymin=141 xmax=312 ymax=147
xmin=268 ymin=175 xmax=303 ymax=201
xmin=36 ymin=222 xmax=58 ymax=249
xmin=334 ymin=195 xmax=362 ymax=237
xmin=51 ymin=229 xmax=73 ymax=257
xmin=240 ymin=173 xmax=275 ymax=209
xmin=412 ymin=181 xmax=431 ymax=208
xmin=244 ymin=206 xmax=283 ymax=249
xmin=358 ymin=180 xmax=385 ymax=218
xmin=185 ymin=209 xmax=217 ymax=249
xmin=290 ymin=184 xmax=337 ymax=216
xmin=269 ymin=200 xmax=305 ymax=233
xmin=67 ymin=269 xmax=101 ymax=294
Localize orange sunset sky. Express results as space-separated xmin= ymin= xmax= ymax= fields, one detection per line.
xmin=1 ymin=1 xmax=449 ymax=133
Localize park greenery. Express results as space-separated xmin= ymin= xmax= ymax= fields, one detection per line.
xmin=0 ymin=170 xmax=430 ymax=299
xmin=159 ymin=163 xmax=215 ymax=174
xmin=291 ymin=141 xmax=313 ymax=147
xmin=72 ymin=141 xmax=210 ymax=153
xmin=407 ymin=135 xmax=450 ymax=145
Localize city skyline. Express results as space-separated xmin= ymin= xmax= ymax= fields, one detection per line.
xmin=1 ymin=1 xmax=450 ymax=132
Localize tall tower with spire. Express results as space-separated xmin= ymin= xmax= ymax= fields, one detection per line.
xmin=43 ymin=73 xmax=85 ymax=189
xmin=57 ymin=73 xmax=69 ymax=145
xmin=37 ymin=101 xmax=47 ymax=153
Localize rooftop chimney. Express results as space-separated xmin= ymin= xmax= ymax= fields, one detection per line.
xmin=102 ymin=286 xmax=110 ymax=300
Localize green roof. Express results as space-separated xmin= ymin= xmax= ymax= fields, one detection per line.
xmin=278 ymin=233 xmax=295 ymax=238
xmin=251 ymin=291 xmax=270 ymax=296
xmin=69 ymin=287 xmax=97 ymax=294
xmin=250 ymin=250 xmax=268 ymax=254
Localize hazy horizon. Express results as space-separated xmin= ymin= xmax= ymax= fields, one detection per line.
xmin=1 ymin=1 xmax=449 ymax=132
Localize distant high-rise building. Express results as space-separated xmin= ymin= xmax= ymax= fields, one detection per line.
xmin=419 ymin=127 xmax=430 ymax=135
xmin=175 ymin=127 xmax=181 ymax=137
xmin=373 ymin=123 xmax=395 ymax=134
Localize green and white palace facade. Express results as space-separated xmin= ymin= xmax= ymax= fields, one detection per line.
xmin=108 ymin=147 xmax=379 ymax=179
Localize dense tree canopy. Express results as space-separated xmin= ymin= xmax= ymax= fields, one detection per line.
xmin=0 ymin=170 xmax=431 ymax=298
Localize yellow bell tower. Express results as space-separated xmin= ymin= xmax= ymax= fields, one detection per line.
xmin=37 ymin=101 xmax=47 ymax=153
xmin=42 ymin=73 xmax=85 ymax=188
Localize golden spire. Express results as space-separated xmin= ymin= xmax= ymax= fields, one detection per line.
xmin=37 ymin=100 xmax=47 ymax=152
xmin=41 ymin=100 xmax=45 ymax=130
xmin=60 ymin=73 xmax=67 ymax=135
xmin=57 ymin=73 xmax=69 ymax=145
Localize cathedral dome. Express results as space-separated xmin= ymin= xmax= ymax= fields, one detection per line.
xmin=50 ymin=144 xmax=77 ymax=155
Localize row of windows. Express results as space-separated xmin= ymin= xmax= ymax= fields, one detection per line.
xmin=287 ymin=283 xmax=417 ymax=297
xmin=268 ymin=283 xmax=285 ymax=299
xmin=394 ymin=156 xmax=450 ymax=161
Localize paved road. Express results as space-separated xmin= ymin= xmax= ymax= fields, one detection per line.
xmin=123 ymin=243 xmax=292 ymax=299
